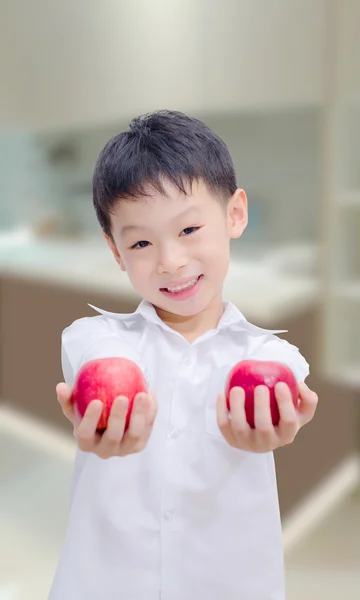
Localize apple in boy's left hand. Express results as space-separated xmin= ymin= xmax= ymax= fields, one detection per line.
xmin=224 ymin=360 xmax=299 ymax=429
xmin=217 ymin=377 xmax=318 ymax=453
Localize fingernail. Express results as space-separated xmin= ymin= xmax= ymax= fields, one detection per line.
xmin=233 ymin=386 xmax=244 ymax=395
xmin=255 ymin=385 xmax=266 ymax=394
xmin=118 ymin=397 xmax=128 ymax=409
xmin=133 ymin=393 xmax=146 ymax=408
xmin=90 ymin=400 xmax=103 ymax=412
xmin=139 ymin=393 xmax=148 ymax=406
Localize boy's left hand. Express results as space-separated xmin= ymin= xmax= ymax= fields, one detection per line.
xmin=217 ymin=382 xmax=318 ymax=453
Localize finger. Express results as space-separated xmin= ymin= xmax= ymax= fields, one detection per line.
xmin=228 ymin=387 xmax=251 ymax=433
xmin=216 ymin=392 xmax=236 ymax=446
xmin=297 ymin=382 xmax=318 ymax=425
xmin=216 ymin=391 xmax=231 ymax=430
xmin=146 ymin=391 xmax=158 ymax=427
xmin=125 ymin=392 xmax=149 ymax=441
xmin=276 ymin=382 xmax=299 ymax=442
xmin=75 ymin=400 xmax=104 ymax=452
xmin=253 ymin=386 xmax=273 ymax=432
xmin=98 ymin=396 xmax=128 ymax=455
xmin=56 ymin=382 xmax=76 ymax=424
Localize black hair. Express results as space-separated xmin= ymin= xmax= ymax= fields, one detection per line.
xmin=92 ymin=109 xmax=237 ymax=239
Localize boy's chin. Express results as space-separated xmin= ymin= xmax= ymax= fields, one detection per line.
xmin=156 ymin=298 xmax=206 ymax=317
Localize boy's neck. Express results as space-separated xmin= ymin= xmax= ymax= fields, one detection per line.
xmin=154 ymin=294 xmax=224 ymax=343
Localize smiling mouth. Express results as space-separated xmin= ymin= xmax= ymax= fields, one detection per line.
xmin=160 ymin=275 xmax=201 ymax=293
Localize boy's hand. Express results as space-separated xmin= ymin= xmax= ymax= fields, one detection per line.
xmin=217 ymin=382 xmax=318 ymax=453
xmin=56 ymin=382 xmax=157 ymax=459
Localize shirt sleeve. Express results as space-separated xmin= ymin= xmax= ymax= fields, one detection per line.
xmin=61 ymin=316 xmax=142 ymax=386
xmin=252 ymin=335 xmax=310 ymax=383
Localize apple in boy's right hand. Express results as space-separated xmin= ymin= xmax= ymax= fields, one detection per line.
xmin=72 ymin=357 xmax=148 ymax=432
xmin=225 ymin=360 xmax=299 ymax=428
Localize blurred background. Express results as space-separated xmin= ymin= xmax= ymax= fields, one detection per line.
xmin=0 ymin=0 xmax=359 ymax=598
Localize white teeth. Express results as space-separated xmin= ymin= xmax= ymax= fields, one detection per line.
xmin=166 ymin=277 xmax=198 ymax=293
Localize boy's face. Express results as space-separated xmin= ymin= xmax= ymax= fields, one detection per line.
xmin=105 ymin=179 xmax=247 ymax=319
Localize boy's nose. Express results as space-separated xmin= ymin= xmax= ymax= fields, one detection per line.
xmin=156 ymin=246 xmax=188 ymax=274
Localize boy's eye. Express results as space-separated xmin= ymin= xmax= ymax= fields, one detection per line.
xmin=131 ymin=240 xmax=150 ymax=249
xmin=180 ymin=226 xmax=200 ymax=236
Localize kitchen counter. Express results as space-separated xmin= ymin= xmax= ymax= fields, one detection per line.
xmin=0 ymin=228 xmax=319 ymax=323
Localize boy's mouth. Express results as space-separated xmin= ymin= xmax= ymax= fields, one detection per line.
xmin=160 ymin=275 xmax=203 ymax=298
xmin=161 ymin=275 xmax=201 ymax=293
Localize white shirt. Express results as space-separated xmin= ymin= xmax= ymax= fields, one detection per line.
xmin=49 ymin=300 xmax=309 ymax=600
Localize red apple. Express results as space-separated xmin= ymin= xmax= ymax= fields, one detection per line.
xmin=72 ymin=357 xmax=147 ymax=432
xmin=225 ymin=360 xmax=299 ymax=428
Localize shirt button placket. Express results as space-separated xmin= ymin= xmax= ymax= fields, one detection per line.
xmin=160 ymin=352 xmax=192 ymax=599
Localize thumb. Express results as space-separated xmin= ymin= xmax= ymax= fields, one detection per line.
xmin=297 ymin=382 xmax=318 ymax=425
xmin=56 ymin=382 xmax=76 ymax=424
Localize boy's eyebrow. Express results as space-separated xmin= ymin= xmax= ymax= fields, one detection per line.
xmin=120 ymin=206 xmax=201 ymax=235
xmin=120 ymin=224 xmax=143 ymax=235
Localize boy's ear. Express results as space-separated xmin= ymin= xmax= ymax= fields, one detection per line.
xmin=228 ymin=189 xmax=248 ymax=239
xmin=103 ymin=233 xmax=126 ymax=272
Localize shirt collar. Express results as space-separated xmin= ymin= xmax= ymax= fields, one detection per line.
xmin=87 ymin=299 xmax=286 ymax=336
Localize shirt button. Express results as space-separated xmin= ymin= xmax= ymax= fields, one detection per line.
xmin=164 ymin=511 xmax=173 ymax=522
xmin=182 ymin=354 xmax=191 ymax=365
xmin=170 ymin=427 xmax=180 ymax=439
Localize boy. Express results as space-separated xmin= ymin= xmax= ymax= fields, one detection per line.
xmin=50 ymin=110 xmax=318 ymax=600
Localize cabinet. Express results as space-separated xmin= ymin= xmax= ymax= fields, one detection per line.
xmin=269 ymin=309 xmax=358 ymax=515
xmin=0 ymin=274 xmax=138 ymax=426
xmin=201 ymin=0 xmax=326 ymax=112
xmin=0 ymin=0 xmax=325 ymax=130
xmin=0 ymin=0 xmax=203 ymax=130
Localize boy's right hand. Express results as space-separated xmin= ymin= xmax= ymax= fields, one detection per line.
xmin=56 ymin=382 xmax=157 ymax=459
